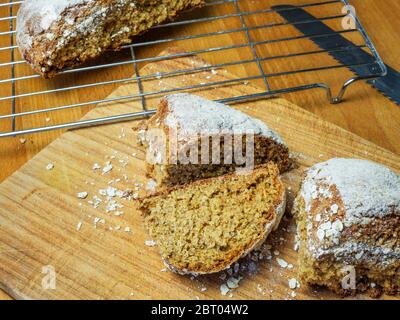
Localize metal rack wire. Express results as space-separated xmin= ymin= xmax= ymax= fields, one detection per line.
xmin=0 ymin=0 xmax=386 ymax=137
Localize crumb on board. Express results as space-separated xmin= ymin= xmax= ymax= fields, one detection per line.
xmin=276 ymin=258 xmax=288 ymax=268
xmin=77 ymin=191 xmax=88 ymax=199
xmin=220 ymin=284 xmax=230 ymax=296
xmin=93 ymin=163 xmax=101 ymax=170
xmin=288 ymin=278 xmax=299 ymax=290
xmin=76 ymin=221 xmax=83 ymax=231
xmin=46 ymin=163 xmax=54 ymax=170
xmin=102 ymin=162 xmax=113 ymax=174
xmin=146 ymin=179 xmax=157 ymax=192
xmin=145 ymin=240 xmax=156 ymax=247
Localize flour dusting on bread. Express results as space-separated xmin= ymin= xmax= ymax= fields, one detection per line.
xmin=163 ymin=93 xmax=285 ymax=144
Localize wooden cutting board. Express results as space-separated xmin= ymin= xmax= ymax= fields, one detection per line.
xmin=0 ymin=47 xmax=399 ymax=300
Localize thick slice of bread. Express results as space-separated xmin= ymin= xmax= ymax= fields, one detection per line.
xmin=17 ymin=0 xmax=205 ymax=78
xmin=138 ymin=163 xmax=286 ymax=275
xmin=293 ymin=158 xmax=400 ymax=297
xmin=139 ymin=93 xmax=291 ymax=188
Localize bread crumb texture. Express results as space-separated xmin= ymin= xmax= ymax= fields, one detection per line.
xmin=294 ymin=158 xmax=400 ymax=296
xmin=138 ymin=164 xmax=286 ymax=274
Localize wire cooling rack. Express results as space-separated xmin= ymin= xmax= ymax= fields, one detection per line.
xmin=0 ymin=0 xmax=386 ymax=137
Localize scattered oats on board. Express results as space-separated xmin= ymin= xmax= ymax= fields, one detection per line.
xmin=19 ymin=138 xmax=27 ymax=144
xmin=76 ymin=221 xmax=83 ymax=231
xmin=77 ymin=191 xmax=88 ymax=199
xmin=276 ymin=258 xmax=289 ymax=268
xmin=145 ymin=240 xmax=156 ymax=247
xmin=256 ymin=284 xmax=266 ymax=296
xmin=106 ymin=199 xmax=123 ymax=213
xmin=226 ymin=276 xmax=242 ymax=289
xmin=288 ymin=278 xmax=299 ymax=290
xmin=220 ymin=284 xmax=230 ymax=296
xmin=102 ymin=162 xmax=113 ymax=174
xmin=46 ymin=163 xmax=54 ymax=170
xmin=146 ymin=179 xmax=157 ymax=192
xmin=93 ymin=217 xmax=101 ymax=227
xmin=294 ymin=235 xmax=300 ymax=252
xmin=92 ymin=163 xmax=101 ymax=170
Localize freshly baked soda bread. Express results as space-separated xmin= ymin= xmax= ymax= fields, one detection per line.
xmin=294 ymin=158 xmax=400 ymax=296
xmin=17 ymin=0 xmax=205 ymax=77
xmin=138 ymin=93 xmax=291 ymax=188
xmin=138 ymin=164 xmax=286 ymax=274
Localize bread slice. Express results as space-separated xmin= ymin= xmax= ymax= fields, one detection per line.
xmin=138 ymin=163 xmax=286 ymax=275
xmin=293 ymin=158 xmax=400 ymax=297
xmin=139 ymin=93 xmax=291 ymax=189
xmin=17 ymin=0 xmax=205 ymax=78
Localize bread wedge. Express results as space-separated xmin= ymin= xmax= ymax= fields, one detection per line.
xmin=139 ymin=93 xmax=291 ymax=189
xmin=138 ymin=163 xmax=286 ymax=275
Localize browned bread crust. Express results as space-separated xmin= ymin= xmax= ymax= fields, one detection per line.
xmin=16 ymin=0 xmax=205 ymax=78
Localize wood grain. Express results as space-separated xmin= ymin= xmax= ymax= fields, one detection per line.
xmin=0 ymin=48 xmax=399 ymax=300
xmin=0 ymin=0 xmax=399 ymax=300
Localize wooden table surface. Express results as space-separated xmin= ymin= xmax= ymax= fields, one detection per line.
xmin=0 ymin=0 xmax=399 ymax=300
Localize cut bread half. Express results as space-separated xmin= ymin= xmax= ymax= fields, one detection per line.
xmin=139 ymin=93 xmax=291 ymax=189
xmin=138 ymin=163 xmax=286 ymax=275
xmin=17 ymin=0 xmax=205 ymax=77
